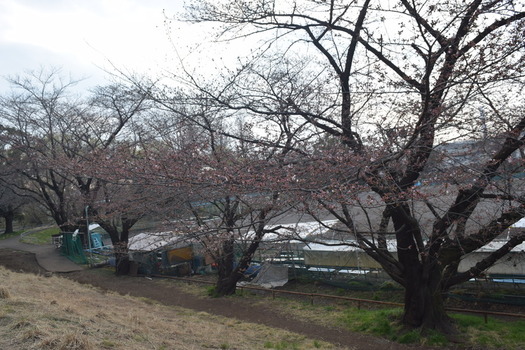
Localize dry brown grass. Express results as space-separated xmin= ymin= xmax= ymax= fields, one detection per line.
xmin=0 ymin=266 xmax=337 ymax=349
xmin=0 ymin=286 xmax=10 ymax=299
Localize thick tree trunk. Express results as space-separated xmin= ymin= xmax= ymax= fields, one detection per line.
xmin=215 ymin=238 xmax=237 ymax=296
xmin=216 ymin=273 xmax=240 ymax=296
xmin=3 ymin=210 xmax=14 ymax=234
xmin=402 ymin=261 xmax=424 ymax=326
xmin=389 ymin=204 xmax=456 ymax=333
xmin=401 ymin=254 xmax=456 ymax=333
xmin=111 ymin=238 xmax=130 ymax=276
xmin=98 ymin=221 xmax=132 ymax=276
xmin=214 ymin=214 xmax=270 ymax=296
xmin=403 ymin=276 xmax=454 ymax=333
xmin=215 ymin=240 xmax=265 ymax=296
xmin=115 ymin=250 xmax=130 ymax=276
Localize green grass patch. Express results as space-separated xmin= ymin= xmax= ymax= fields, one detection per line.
xmin=339 ymin=307 xmax=525 ymax=348
xmin=453 ymin=313 xmax=525 ymax=349
xmin=339 ymin=307 xmax=450 ymax=346
xmin=206 ymin=286 xmax=220 ymax=298
xmin=20 ymin=227 xmax=60 ymax=245
xmin=101 ymin=339 xmax=117 ymax=348
xmin=0 ymin=230 xmax=24 ymax=240
xmin=340 ymin=308 xmax=400 ymax=337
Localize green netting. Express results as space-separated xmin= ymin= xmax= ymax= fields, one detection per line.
xmin=60 ymin=232 xmax=88 ymax=264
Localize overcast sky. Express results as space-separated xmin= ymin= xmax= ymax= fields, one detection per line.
xmin=0 ymin=0 xmax=193 ymax=92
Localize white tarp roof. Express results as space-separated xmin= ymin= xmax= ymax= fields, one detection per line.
xmin=473 ymin=240 xmax=525 ymax=253
xmin=303 ymin=239 xmax=397 ymax=252
xmin=246 ymin=262 xmax=289 ymax=289
xmin=128 ymin=232 xmax=180 ymax=251
xmin=73 ymin=223 xmax=101 ymax=234
xmin=512 ymin=217 xmax=525 ymax=228
xmin=303 ymin=238 xmax=525 ymax=254
xmin=247 ymin=220 xmax=339 ymax=242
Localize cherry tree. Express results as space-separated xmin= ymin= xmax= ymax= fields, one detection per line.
xmin=0 ymin=69 xmax=90 ymax=232
xmin=0 ymin=69 xmax=152 ymax=273
xmin=178 ymin=0 xmax=525 ymax=331
xmin=0 ymin=139 xmax=30 ymax=234
xmin=0 ymin=184 xmax=26 ymax=234
xmin=133 ymin=86 xmax=309 ymax=295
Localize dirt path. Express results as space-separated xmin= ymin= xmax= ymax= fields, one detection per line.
xmin=0 ymin=248 xmax=438 ymax=350
xmin=0 ymin=234 xmax=82 ymax=272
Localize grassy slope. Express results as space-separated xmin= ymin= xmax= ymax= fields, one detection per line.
xmin=19 ymin=227 xmax=60 ymax=245
xmin=0 ymin=267 xmax=336 ymax=350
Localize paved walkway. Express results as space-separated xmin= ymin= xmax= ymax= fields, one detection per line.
xmin=0 ymin=235 xmax=83 ymax=272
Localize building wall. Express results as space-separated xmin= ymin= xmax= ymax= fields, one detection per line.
xmin=458 ymin=251 xmax=525 ymax=276
xmin=304 ymin=249 xmax=525 ymax=276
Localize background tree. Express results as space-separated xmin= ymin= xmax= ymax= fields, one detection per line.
xmin=0 ymin=69 xmax=88 ymax=232
xmin=0 ymin=185 xmax=26 ymax=234
xmin=0 ymin=69 xmax=152 ymax=274
xmin=0 ymin=138 xmax=30 ymax=234
xmin=135 ymin=87 xmax=308 ymax=295
xmin=179 ymin=0 xmax=525 ymax=332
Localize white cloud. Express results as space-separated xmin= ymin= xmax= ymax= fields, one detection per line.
xmin=0 ymin=0 xmax=185 ymax=91
xmin=0 ymin=0 xmax=265 ymax=93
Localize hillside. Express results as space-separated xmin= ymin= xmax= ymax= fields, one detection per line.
xmin=0 ymin=265 xmax=335 ymax=350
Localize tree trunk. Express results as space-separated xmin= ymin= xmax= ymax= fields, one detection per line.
xmin=115 ymin=249 xmax=131 ymax=276
xmin=215 ymin=273 xmax=240 ymax=296
xmin=110 ymin=237 xmax=130 ymax=276
xmin=216 ymin=240 xmax=265 ymax=296
xmin=3 ymin=210 xmax=14 ymax=234
xmin=98 ymin=221 xmax=132 ymax=276
xmin=402 ymin=260 xmax=456 ymax=333
xmin=403 ymin=278 xmax=454 ymax=333
xmin=215 ymin=237 xmax=237 ymax=296
xmin=389 ymin=204 xmax=456 ymax=333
